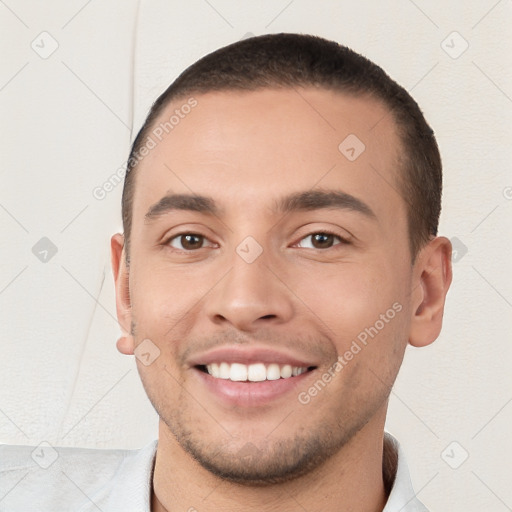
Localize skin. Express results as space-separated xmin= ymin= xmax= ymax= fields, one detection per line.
xmin=111 ymin=87 xmax=452 ymax=512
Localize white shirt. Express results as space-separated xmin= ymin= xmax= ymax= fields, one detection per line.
xmin=0 ymin=432 xmax=428 ymax=511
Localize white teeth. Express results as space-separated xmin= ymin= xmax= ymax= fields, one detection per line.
xmin=230 ymin=363 xmax=248 ymax=381
xmin=204 ymin=362 xmax=310 ymax=381
xmin=247 ymin=363 xmax=267 ymax=382
xmin=266 ymin=363 xmax=281 ymax=381
xmin=219 ymin=362 xmax=230 ymax=379
xmin=210 ymin=363 xmax=220 ymax=378
xmin=280 ymin=364 xmax=292 ymax=379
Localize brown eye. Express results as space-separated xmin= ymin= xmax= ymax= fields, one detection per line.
xmin=297 ymin=232 xmax=347 ymax=249
xmin=311 ymin=233 xmax=335 ymax=248
xmin=168 ymin=233 xmax=206 ymax=250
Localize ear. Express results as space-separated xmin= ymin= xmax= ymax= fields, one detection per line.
xmin=409 ymin=236 xmax=453 ymax=347
xmin=111 ymin=233 xmax=135 ymax=355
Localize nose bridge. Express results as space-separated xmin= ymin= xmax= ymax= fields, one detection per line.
xmin=206 ymin=235 xmax=294 ymax=329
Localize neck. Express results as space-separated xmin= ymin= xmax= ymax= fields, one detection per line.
xmin=151 ymin=412 xmax=389 ymax=512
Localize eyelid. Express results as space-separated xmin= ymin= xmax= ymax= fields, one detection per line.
xmin=163 ymin=231 xmax=217 ymax=251
xmin=292 ymin=229 xmax=352 ymax=249
xmin=160 ymin=222 xmax=217 ymax=243
xmin=162 ymin=227 xmax=353 ymax=252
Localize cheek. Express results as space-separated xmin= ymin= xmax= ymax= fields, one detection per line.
xmin=291 ymin=260 xmax=410 ymax=386
xmin=293 ymin=262 xmax=400 ymax=337
xmin=131 ymin=262 xmax=209 ymax=331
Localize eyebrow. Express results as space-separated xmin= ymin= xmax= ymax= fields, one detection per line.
xmin=273 ymin=189 xmax=376 ymax=219
xmin=145 ymin=193 xmax=220 ymax=221
xmin=144 ymin=189 xmax=376 ymax=223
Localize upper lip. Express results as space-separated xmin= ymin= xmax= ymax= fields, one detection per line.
xmin=188 ymin=345 xmax=319 ymax=368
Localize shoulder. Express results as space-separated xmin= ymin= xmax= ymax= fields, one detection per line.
xmin=0 ymin=440 xmax=157 ymax=512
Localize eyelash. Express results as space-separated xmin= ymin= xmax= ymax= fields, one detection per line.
xmin=295 ymin=229 xmax=351 ymax=249
xmin=163 ymin=229 xmax=351 ymax=252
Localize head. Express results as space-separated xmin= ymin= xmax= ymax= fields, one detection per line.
xmin=112 ymin=33 xmax=452 ymax=484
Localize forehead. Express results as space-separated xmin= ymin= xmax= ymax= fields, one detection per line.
xmin=133 ymin=87 xmax=405 ymax=225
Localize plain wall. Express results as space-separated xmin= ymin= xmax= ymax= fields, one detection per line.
xmin=1 ymin=1 xmax=511 ymax=510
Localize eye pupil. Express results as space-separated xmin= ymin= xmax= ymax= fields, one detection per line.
xmin=181 ymin=234 xmax=202 ymax=249
xmin=312 ymin=233 xmax=333 ymax=248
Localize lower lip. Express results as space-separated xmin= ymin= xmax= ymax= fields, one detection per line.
xmin=193 ymin=368 xmax=314 ymax=407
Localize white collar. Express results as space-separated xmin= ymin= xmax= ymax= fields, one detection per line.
xmin=382 ymin=432 xmax=429 ymax=511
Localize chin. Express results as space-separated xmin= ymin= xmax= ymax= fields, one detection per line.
xmin=176 ymin=426 xmax=353 ymax=486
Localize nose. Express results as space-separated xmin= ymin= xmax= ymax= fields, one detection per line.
xmin=205 ymin=247 xmax=295 ymax=332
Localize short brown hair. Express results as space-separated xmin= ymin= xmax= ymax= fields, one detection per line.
xmin=122 ymin=33 xmax=442 ymax=263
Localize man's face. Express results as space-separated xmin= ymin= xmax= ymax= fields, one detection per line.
xmin=125 ymin=88 xmax=416 ymax=483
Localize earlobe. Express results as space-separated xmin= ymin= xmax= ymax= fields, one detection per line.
xmin=409 ymin=237 xmax=453 ymax=348
xmin=116 ymin=334 xmax=135 ymax=355
xmin=111 ymin=233 xmax=134 ymax=354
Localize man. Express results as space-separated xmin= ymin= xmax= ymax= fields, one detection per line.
xmin=0 ymin=33 xmax=452 ymax=511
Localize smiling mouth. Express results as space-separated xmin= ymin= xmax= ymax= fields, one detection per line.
xmin=196 ymin=362 xmax=317 ymax=382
